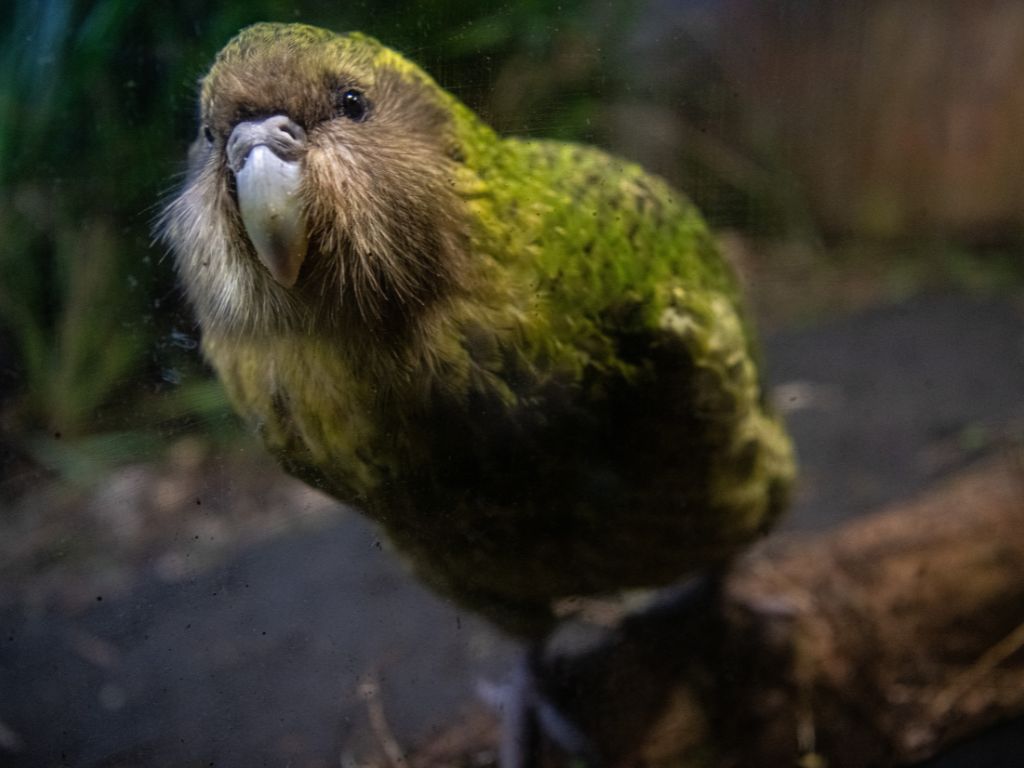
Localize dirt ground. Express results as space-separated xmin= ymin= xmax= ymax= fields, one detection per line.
xmin=1 ymin=292 xmax=1023 ymax=767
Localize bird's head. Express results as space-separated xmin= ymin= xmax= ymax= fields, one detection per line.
xmin=160 ymin=23 xmax=482 ymax=341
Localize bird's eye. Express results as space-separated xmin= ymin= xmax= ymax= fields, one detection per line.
xmin=338 ymin=89 xmax=369 ymax=122
xmin=203 ymin=125 xmax=215 ymax=143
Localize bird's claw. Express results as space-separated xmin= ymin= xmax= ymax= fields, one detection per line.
xmin=478 ymin=650 xmax=600 ymax=768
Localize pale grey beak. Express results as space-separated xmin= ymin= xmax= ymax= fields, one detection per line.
xmin=227 ymin=115 xmax=309 ymax=288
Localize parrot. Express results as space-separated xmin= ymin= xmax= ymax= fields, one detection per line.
xmin=159 ymin=21 xmax=795 ymax=764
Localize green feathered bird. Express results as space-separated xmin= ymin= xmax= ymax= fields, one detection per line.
xmin=161 ymin=22 xmax=794 ymax=641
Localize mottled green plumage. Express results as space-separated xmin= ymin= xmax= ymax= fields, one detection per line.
xmin=162 ymin=23 xmax=795 ymax=638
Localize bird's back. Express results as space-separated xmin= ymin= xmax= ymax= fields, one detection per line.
xmin=349 ymin=137 xmax=796 ymax=635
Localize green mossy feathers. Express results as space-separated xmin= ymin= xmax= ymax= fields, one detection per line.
xmin=168 ymin=23 xmax=795 ymax=638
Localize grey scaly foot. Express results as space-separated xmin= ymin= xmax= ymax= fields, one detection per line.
xmin=479 ymin=647 xmax=600 ymax=768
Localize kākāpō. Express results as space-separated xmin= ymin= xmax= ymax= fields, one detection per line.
xmin=159 ymin=21 xmax=795 ymax=765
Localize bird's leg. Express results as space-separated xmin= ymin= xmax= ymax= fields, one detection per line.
xmin=481 ymin=572 xmax=727 ymax=768
xmin=493 ymin=651 xmax=541 ymax=768
xmin=481 ymin=644 xmax=601 ymax=768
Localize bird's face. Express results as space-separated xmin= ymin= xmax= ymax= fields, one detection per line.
xmin=161 ymin=23 xmax=470 ymax=340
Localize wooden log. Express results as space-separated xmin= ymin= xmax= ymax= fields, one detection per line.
xmin=537 ymin=449 xmax=1024 ymax=767
xmin=716 ymin=448 xmax=1024 ymax=766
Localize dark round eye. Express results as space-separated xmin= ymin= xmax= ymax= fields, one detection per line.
xmin=203 ymin=125 xmax=215 ymax=143
xmin=338 ymin=89 xmax=369 ymax=121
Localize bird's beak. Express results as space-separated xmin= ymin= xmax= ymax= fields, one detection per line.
xmin=227 ymin=115 xmax=309 ymax=288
